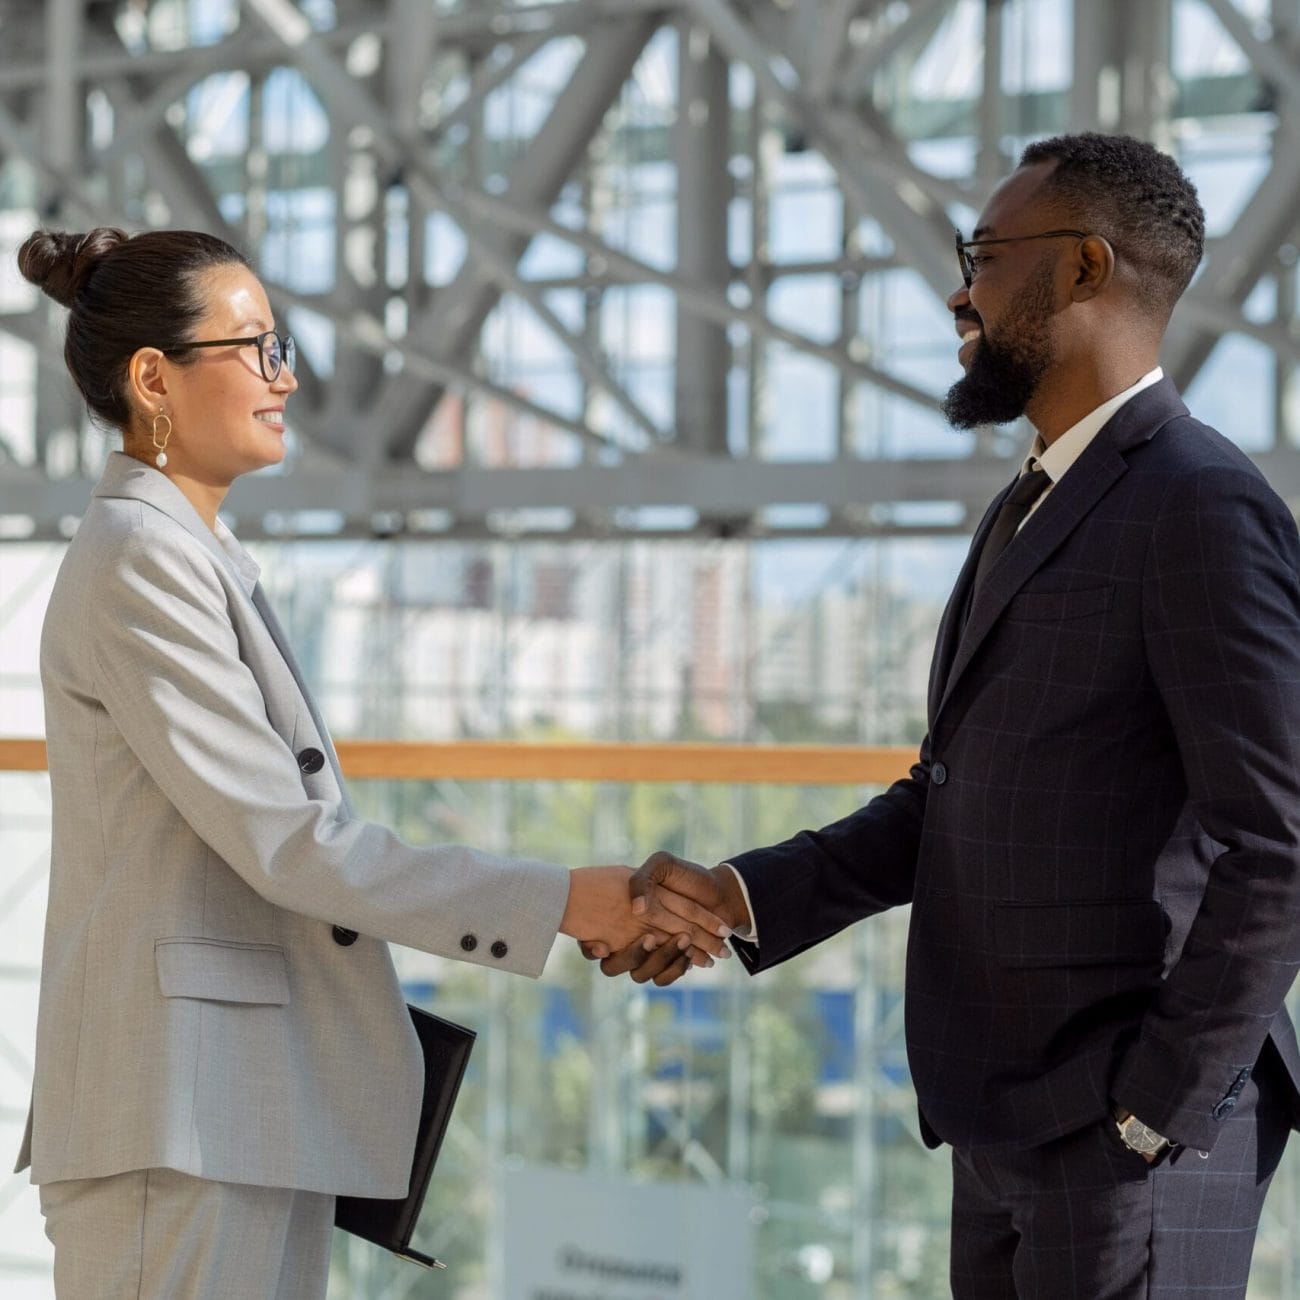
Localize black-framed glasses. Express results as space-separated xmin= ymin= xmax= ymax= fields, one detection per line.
xmin=955 ymin=229 xmax=1089 ymax=288
xmin=169 ymin=330 xmax=296 ymax=381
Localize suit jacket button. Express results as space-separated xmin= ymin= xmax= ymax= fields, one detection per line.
xmin=297 ymin=747 xmax=325 ymax=774
xmin=460 ymin=934 xmax=478 ymax=952
xmin=332 ymin=926 xmax=358 ymax=946
xmin=1212 ymin=1098 xmax=1236 ymax=1120
xmin=932 ymin=762 xmax=948 ymax=786
xmin=491 ymin=941 xmax=509 ymax=959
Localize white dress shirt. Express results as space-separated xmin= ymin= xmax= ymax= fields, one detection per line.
xmin=1019 ymin=367 xmax=1164 ymax=521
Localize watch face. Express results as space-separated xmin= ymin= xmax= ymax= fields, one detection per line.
xmin=1119 ymin=1116 xmax=1167 ymax=1154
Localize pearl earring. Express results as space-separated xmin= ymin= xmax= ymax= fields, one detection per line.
xmin=151 ymin=411 xmax=173 ymax=469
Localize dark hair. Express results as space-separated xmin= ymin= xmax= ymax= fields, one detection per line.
xmin=1018 ymin=132 xmax=1205 ymax=321
xmin=17 ymin=227 xmax=249 ymax=431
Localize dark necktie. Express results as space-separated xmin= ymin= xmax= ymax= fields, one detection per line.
xmin=972 ymin=466 xmax=1051 ymax=589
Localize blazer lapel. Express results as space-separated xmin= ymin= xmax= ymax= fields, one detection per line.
xmin=933 ymin=379 xmax=1189 ymax=726
xmin=91 ymin=453 xmax=354 ymax=816
xmin=251 ymin=584 xmax=354 ymax=817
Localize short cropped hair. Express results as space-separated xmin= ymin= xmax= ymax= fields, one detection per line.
xmin=1019 ymin=132 xmax=1205 ymax=321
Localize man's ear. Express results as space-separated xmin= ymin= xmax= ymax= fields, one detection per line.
xmin=126 ymin=346 xmax=170 ymax=412
xmin=1071 ymin=235 xmax=1115 ymax=303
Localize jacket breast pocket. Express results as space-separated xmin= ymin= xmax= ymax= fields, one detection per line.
xmin=1006 ymin=585 xmax=1114 ymax=622
xmin=994 ymin=900 xmax=1166 ymax=969
xmin=155 ymin=938 xmax=291 ymax=1005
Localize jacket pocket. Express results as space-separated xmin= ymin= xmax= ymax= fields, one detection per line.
xmin=1006 ymin=585 xmax=1113 ymax=622
xmin=994 ymin=900 xmax=1166 ymax=969
xmin=155 ymin=938 xmax=290 ymax=1005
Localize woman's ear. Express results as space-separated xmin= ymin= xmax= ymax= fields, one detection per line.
xmin=1071 ymin=234 xmax=1115 ymax=303
xmin=126 ymin=346 xmax=170 ymax=411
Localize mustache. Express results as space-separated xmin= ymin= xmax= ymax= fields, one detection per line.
xmin=955 ymin=310 xmax=982 ymax=332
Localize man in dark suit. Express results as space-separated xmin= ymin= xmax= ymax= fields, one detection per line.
xmin=587 ymin=134 xmax=1300 ymax=1297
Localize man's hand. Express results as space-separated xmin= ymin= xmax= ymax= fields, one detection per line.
xmin=558 ymin=864 xmax=732 ymax=964
xmin=580 ymin=851 xmax=752 ymax=986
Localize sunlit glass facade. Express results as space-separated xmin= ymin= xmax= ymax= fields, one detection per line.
xmin=0 ymin=1 xmax=1298 ymax=1295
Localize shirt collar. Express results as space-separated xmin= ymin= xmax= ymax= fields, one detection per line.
xmin=1023 ymin=367 xmax=1164 ymax=482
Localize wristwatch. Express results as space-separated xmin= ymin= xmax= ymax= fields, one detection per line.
xmin=1114 ymin=1108 xmax=1171 ymax=1158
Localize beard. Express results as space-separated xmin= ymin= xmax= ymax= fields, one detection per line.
xmin=942 ymin=261 xmax=1056 ymax=429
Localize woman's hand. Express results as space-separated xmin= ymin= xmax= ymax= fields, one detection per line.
xmin=577 ymin=851 xmax=750 ymax=985
xmin=558 ymin=864 xmax=732 ymax=967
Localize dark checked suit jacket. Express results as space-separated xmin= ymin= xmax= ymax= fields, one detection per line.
xmin=729 ymin=379 xmax=1300 ymax=1154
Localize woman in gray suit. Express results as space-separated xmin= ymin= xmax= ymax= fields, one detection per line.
xmin=15 ymin=227 xmax=730 ymax=1299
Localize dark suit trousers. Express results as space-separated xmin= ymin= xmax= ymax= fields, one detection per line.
xmin=949 ymin=1049 xmax=1291 ymax=1299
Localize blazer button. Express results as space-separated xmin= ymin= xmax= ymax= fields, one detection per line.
xmin=1212 ymin=1097 xmax=1236 ymax=1120
xmin=491 ymin=941 xmax=509 ymax=960
xmin=932 ymin=762 xmax=948 ymax=786
xmin=460 ymin=934 xmax=478 ymax=953
xmin=332 ymin=925 xmax=358 ymax=946
xmin=298 ymin=747 xmax=325 ymax=774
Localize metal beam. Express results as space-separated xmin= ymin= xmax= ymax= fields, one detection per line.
xmin=0 ymin=0 xmax=1297 ymax=544
xmin=805 ymin=0 xmax=869 ymax=102
xmin=4 ymin=444 xmax=1299 ymax=542
xmin=687 ymin=0 xmax=969 ymax=308
xmin=240 ymin=2 xmax=660 ymax=462
xmin=675 ymin=18 xmax=732 ymax=455
xmin=834 ymin=0 xmax=952 ymax=105
xmin=1200 ymin=0 xmax=1300 ymax=110
xmin=375 ymin=18 xmax=660 ymax=459
xmin=1165 ymin=121 xmax=1300 ymax=392
xmin=447 ymin=181 xmax=942 ymax=407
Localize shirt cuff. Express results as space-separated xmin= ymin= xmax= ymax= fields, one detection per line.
xmin=720 ymin=862 xmax=758 ymax=945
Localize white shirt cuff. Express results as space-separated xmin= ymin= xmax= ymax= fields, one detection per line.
xmin=720 ymin=862 xmax=758 ymax=945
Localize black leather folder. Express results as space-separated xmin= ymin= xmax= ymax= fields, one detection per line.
xmin=334 ymin=1004 xmax=477 ymax=1269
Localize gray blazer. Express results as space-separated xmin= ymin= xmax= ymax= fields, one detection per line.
xmin=18 ymin=452 xmax=570 ymax=1196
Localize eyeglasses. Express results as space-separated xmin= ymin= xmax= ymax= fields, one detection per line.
xmin=955 ymin=229 xmax=1089 ymax=288
xmin=169 ymin=330 xmax=296 ymax=381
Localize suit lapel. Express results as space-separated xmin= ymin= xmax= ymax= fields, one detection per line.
xmin=251 ymin=584 xmax=354 ymax=817
xmin=91 ymin=453 xmax=354 ymax=816
xmin=932 ymin=378 xmax=1189 ymax=727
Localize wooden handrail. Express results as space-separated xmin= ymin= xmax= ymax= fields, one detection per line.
xmin=0 ymin=738 xmax=914 ymax=785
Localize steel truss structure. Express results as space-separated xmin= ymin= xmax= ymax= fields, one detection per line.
xmin=0 ymin=0 xmax=1295 ymax=542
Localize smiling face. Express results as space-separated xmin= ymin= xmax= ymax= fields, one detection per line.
xmin=134 ymin=262 xmax=297 ymax=491
xmin=942 ymin=255 xmax=1058 ymax=429
xmin=942 ymin=162 xmax=1069 ymax=429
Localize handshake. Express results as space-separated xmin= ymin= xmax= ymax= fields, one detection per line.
xmin=557 ymin=851 xmax=753 ymax=988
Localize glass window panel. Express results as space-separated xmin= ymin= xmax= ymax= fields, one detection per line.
xmin=768 ymin=180 xmax=841 ymax=265
xmin=262 ymin=68 xmax=329 ymax=154
xmin=424 ymin=211 xmax=468 ymax=286
xmin=261 ymin=187 xmax=336 ymax=294
xmin=762 ymin=348 xmax=838 ymax=461
xmin=484 ymin=38 xmax=584 ymax=140
xmin=768 ymin=275 xmax=841 ymax=348
xmin=186 ymin=71 xmax=249 ymax=158
xmin=1185 ymin=333 xmax=1274 ymax=451
xmin=1173 ymin=0 xmax=1253 ymax=78
xmin=1002 ymin=0 xmax=1072 ymax=93
xmin=519 ymin=232 xmax=585 ymax=280
xmin=1177 ymin=127 xmax=1271 ymax=237
xmin=909 ymin=0 xmax=985 ymax=100
xmin=601 ymin=286 xmax=675 ymax=363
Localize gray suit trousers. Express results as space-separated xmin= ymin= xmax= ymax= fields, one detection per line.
xmin=39 ymin=1169 xmax=334 ymax=1299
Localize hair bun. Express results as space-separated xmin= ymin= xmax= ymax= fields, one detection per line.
xmin=17 ymin=227 xmax=129 ymax=308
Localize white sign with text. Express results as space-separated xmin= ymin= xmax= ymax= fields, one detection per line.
xmin=502 ymin=1164 xmax=755 ymax=1300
